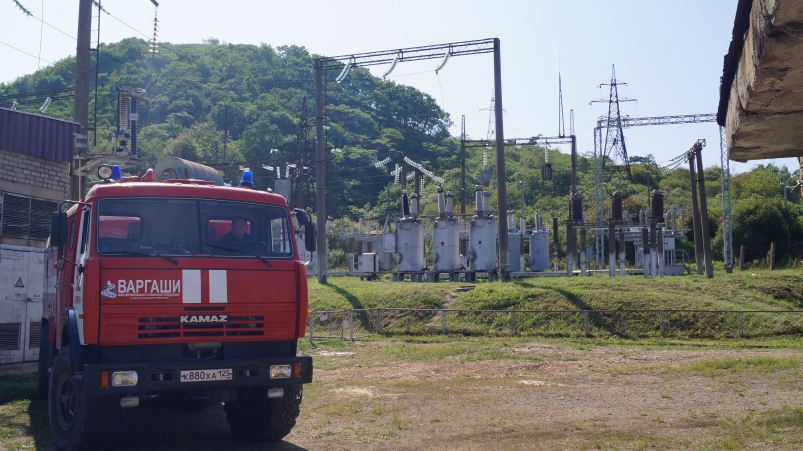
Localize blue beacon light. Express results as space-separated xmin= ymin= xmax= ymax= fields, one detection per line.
xmin=240 ymin=170 xmax=254 ymax=188
xmin=110 ymin=165 xmax=123 ymax=180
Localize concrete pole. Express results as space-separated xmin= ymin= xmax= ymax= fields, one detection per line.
xmin=619 ymin=230 xmax=626 ymax=276
xmin=461 ymin=115 xmax=466 ymax=215
xmin=571 ymin=135 xmax=577 ymax=196
xmin=70 ymin=0 xmax=92 ymax=201
xmin=739 ymin=244 xmax=745 ymax=271
xmin=770 ymin=242 xmax=776 ymax=270
xmin=493 ymin=38 xmax=509 ymax=281
xmin=695 ymin=146 xmax=714 ymax=278
xmin=608 ymin=221 xmax=616 ymax=277
xmin=552 ymin=217 xmax=559 ymax=272
xmin=688 ymin=155 xmax=704 ymax=275
xmin=566 ymin=223 xmax=574 ymax=277
xmin=657 ymin=226 xmax=664 ymax=277
xmin=314 ymin=60 xmax=327 ymax=283
xmin=642 ymin=228 xmax=650 ymax=278
xmin=580 ymin=228 xmax=587 ymax=276
xmin=650 ymin=221 xmax=657 ymax=278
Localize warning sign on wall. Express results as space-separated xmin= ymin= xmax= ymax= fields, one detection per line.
xmin=15 ymin=278 xmax=24 ymax=288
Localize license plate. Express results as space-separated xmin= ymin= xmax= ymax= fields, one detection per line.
xmin=180 ymin=368 xmax=232 ymax=382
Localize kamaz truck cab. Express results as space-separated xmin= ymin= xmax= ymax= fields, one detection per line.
xmin=39 ymin=165 xmax=315 ymax=451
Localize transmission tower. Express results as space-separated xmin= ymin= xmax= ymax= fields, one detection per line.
xmin=480 ymin=92 xmax=496 ymax=141
xmin=591 ymin=65 xmax=636 ymax=182
xmin=294 ymin=97 xmax=311 ymax=209
xmin=478 ymin=93 xmax=497 ymax=186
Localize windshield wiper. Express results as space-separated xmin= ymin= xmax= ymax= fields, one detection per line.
xmin=202 ymin=242 xmax=273 ymax=267
xmin=110 ymin=250 xmax=178 ymax=265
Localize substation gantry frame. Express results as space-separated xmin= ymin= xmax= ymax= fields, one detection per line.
xmin=313 ymin=38 xmax=511 ymax=283
xmin=592 ymin=113 xmax=734 ymax=270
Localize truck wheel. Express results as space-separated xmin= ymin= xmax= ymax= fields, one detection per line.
xmin=49 ymin=346 xmax=120 ymax=451
xmin=224 ymin=385 xmax=302 ymax=442
xmin=37 ymin=323 xmax=52 ymax=399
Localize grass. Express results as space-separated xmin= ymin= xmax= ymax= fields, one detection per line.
xmin=0 ymin=373 xmax=50 ymax=450
xmin=609 ymin=355 xmax=800 ymax=377
xmin=308 ymin=269 xmax=803 ymax=339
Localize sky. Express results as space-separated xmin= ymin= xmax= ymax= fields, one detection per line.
xmin=2 ymin=0 xmax=799 ymax=176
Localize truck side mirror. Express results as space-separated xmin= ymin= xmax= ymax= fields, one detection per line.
xmin=293 ymin=209 xmax=309 ymax=227
xmin=50 ymin=211 xmax=68 ymax=247
xmin=305 ymin=223 xmax=316 ymax=253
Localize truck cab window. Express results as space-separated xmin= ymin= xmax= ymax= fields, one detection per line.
xmin=96 ymin=198 xmax=293 ymax=259
xmin=68 ymin=220 xmax=76 ymax=250
xmin=79 ymin=210 xmax=90 ymax=254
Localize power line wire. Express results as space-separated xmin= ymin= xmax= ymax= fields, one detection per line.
xmin=0 ymin=39 xmax=54 ymax=64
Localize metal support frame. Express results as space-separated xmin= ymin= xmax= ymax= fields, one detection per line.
xmin=592 ymin=113 xmax=729 ymax=269
xmin=314 ymin=38 xmax=503 ymax=283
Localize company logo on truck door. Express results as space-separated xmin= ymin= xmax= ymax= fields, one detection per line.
xmin=100 ymin=281 xmax=117 ymax=299
xmin=108 ymin=279 xmax=181 ymax=300
xmin=100 ymin=270 xmax=228 ymax=303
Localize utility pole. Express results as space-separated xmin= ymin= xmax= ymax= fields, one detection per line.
xmin=570 ymin=109 xmax=577 ymax=196
xmin=223 ymin=105 xmax=228 ymax=163
xmin=493 ymin=38 xmax=509 ymax=281
xmin=688 ymin=150 xmax=704 ymax=274
xmin=693 ymin=140 xmax=713 ymax=278
xmin=520 ymin=181 xmax=525 ymax=222
xmin=70 ymin=0 xmax=92 ymax=201
xmin=460 ymin=115 xmax=466 ymax=215
xmin=782 ymin=181 xmax=791 ymax=251
xmin=295 ymin=96 xmax=309 ymax=209
xmin=315 ymin=60 xmax=327 ymax=283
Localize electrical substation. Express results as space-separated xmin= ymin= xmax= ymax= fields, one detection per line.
xmin=304 ymin=60 xmax=729 ymax=283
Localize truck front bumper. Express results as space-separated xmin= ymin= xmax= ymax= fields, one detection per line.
xmin=80 ymin=355 xmax=312 ymax=396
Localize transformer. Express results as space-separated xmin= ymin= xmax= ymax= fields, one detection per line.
xmin=431 ymin=188 xmax=461 ymax=272
xmin=395 ymin=191 xmax=426 ymax=272
xmin=528 ymin=213 xmax=550 ymax=271
xmin=467 ymin=186 xmax=497 ymax=272
xmin=507 ymin=210 xmax=523 ymax=272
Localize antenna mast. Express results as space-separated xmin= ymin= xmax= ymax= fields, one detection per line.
xmin=558 ymin=73 xmax=565 ymax=138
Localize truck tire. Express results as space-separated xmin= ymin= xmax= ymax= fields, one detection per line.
xmin=49 ymin=346 xmax=120 ymax=451
xmin=37 ymin=323 xmax=51 ymax=399
xmin=224 ymin=385 xmax=302 ymax=442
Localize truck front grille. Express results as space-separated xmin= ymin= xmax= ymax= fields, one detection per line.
xmin=137 ymin=316 xmax=265 ymax=339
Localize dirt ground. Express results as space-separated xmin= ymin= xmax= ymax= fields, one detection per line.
xmin=4 ymin=341 xmax=803 ymax=450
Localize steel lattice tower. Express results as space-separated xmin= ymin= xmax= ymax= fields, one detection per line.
xmin=592 ymin=65 xmax=636 ymax=182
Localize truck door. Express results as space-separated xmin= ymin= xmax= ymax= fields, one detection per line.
xmin=0 ymin=248 xmax=27 ymax=364
xmin=72 ymin=207 xmax=91 ymax=344
xmin=23 ymin=250 xmax=45 ymax=361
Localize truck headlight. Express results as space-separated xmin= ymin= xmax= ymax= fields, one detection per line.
xmin=269 ymin=365 xmax=291 ymax=379
xmin=112 ymin=371 xmax=139 ymax=387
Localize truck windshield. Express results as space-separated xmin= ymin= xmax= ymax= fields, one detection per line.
xmin=96 ymin=198 xmax=294 ymax=258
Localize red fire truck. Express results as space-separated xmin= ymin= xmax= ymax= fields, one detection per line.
xmin=39 ymin=165 xmax=315 ymax=451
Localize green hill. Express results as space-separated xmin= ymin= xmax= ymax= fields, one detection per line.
xmin=1 ymin=38 xmax=801 ymax=254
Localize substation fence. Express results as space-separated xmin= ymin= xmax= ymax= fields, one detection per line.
xmin=307 ymin=308 xmax=803 ymax=341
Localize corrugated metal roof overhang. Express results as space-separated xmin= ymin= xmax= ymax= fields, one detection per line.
xmin=0 ymin=107 xmax=81 ymax=163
